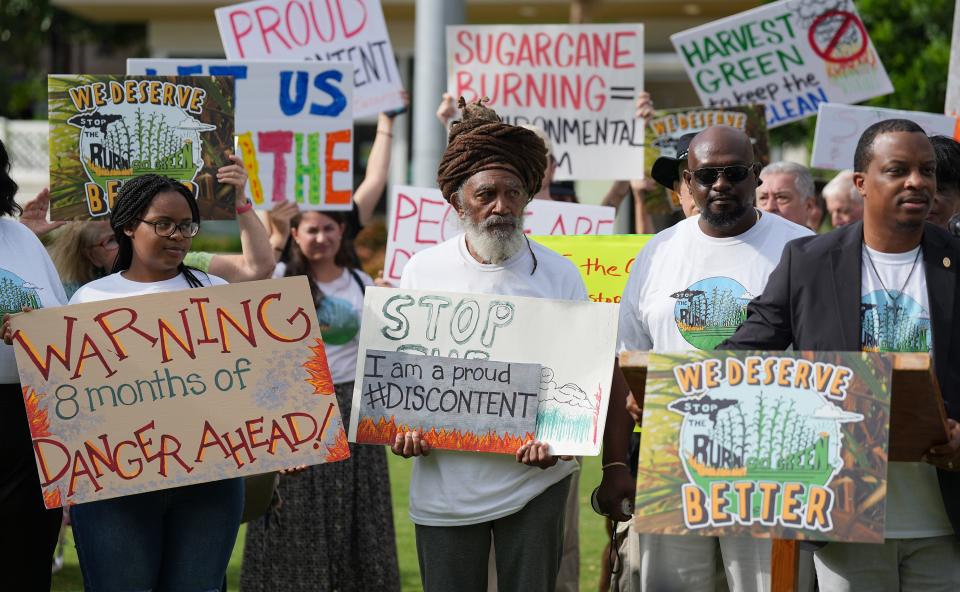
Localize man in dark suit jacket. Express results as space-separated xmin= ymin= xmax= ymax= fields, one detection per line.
xmin=721 ymin=119 xmax=960 ymax=590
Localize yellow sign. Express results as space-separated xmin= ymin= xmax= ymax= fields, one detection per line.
xmin=531 ymin=234 xmax=653 ymax=304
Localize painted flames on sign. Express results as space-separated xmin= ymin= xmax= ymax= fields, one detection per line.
xmin=356 ymin=416 xmax=533 ymax=454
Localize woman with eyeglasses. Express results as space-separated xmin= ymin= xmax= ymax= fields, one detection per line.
xmin=28 ymin=155 xmax=275 ymax=290
xmin=64 ymin=165 xmax=248 ymax=591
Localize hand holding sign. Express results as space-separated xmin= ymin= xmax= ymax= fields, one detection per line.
xmin=391 ymin=431 xmax=432 ymax=458
xmin=516 ymin=440 xmax=573 ymax=469
xmin=923 ymin=419 xmax=960 ymax=471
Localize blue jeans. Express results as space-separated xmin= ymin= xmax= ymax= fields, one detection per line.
xmin=71 ymin=478 xmax=244 ymax=592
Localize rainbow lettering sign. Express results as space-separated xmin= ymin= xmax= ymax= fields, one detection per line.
xmin=215 ymin=0 xmax=403 ymax=117
xmin=128 ymin=60 xmax=353 ymax=211
xmin=10 ymin=277 xmax=347 ymax=507
xmin=634 ymin=351 xmax=891 ymax=543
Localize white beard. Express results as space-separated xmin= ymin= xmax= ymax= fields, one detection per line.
xmin=461 ymin=212 xmax=526 ymax=264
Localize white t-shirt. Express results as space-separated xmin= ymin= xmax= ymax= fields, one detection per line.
xmin=618 ymin=213 xmax=813 ymax=353
xmin=0 ymin=219 xmax=68 ymax=383
xmin=70 ymin=271 xmax=227 ymax=305
xmin=400 ymin=233 xmax=584 ymax=526
xmin=860 ymin=244 xmax=953 ymax=538
xmin=273 ymin=264 xmax=372 ymax=385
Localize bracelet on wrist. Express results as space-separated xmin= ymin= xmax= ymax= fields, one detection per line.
xmin=236 ymin=198 xmax=254 ymax=215
xmin=601 ymin=461 xmax=630 ymax=471
xmin=377 ymin=130 xmax=393 ymax=138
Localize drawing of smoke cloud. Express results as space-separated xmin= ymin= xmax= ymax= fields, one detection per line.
xmin=539 ymin=367 xmax=593 ymax=409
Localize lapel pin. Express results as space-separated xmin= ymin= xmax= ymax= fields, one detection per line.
xmin=945 ymin=257 xmax=952 ymax=268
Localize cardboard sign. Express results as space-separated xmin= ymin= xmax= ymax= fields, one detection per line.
xmin=215 ymin=0 xmax=403 ymax=117
xmin=10 ymin=277 xmax=347 ymax=507
xmin=672 ymin=0 xmax=893 ymax=128
xmin=349 ymin=287 xmax=618 ymax=455
xmin=383 ymin=185 xmax=616 ymax=282
xmin=530 ymin=234 xmax=652 ymax=304
xmin=811 ymin=103 xmax=959 ymax=170
xmin=634 ymin=351 xmax=891 ymax=543
xmin=48 ymin=75 xmax=235 ymax=221
xmin=127 ymin=59 xmax=353 ymax=211
xmin=446 ymin=24 xmax=644 ymax=180
xmin=356 ymin=349 xmax=541 ymax=454
xmin=644 ymin=105 xmax=769 ymax=209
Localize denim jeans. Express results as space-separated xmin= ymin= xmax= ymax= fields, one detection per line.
xmin=71 ymin=478 xmax=244 ymax=592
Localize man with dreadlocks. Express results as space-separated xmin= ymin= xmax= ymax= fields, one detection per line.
xmin=390 ymin=97 xmax=587 ymax=592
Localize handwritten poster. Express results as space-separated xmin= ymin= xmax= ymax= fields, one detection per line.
xmin=530 ymin=234 xmax=652 ymax=304
xmin=446 ymin=24 xmax=644 ymax=180
xmin=811 ymin=103 xmax=960 ymax=170
xmin=644 ymin=105 xmax=769 ymax=209
xmin=672 ymin=0 xmax=893 ymax=128
xmin=357 ymin=349 xmax=541 ymax=454
xmin=383 ymin=185 xmax=616 ymax=282
xmin=128 ymin=59 xmax=353 ymax=210
xmin=10 ymin=277 xmax=348 ymax=507
xmin=48 ymin=75 xmax=235 ymax=221
xmin=350 ymin=287 xmax=618 ymax=456
xmin=215 ymin=0 xmax=403 ymax=117
xmin=634 ymin=351 xmax=891 ymax=542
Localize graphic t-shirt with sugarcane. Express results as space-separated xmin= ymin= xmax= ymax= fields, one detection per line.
xmin=860 ymin=244 xmax=950 ymax=539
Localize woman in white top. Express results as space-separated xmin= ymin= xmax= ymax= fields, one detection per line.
xmin=0 ymin=140 xmax=69 ymax=591
xmin=68 ymin=171 xmax=244 ymax=591
xmin=241 ymin=210 xmax=401 ymax=592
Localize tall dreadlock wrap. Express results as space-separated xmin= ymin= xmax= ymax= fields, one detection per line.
xmin=436 ymin=97 xmax=548 ymax=203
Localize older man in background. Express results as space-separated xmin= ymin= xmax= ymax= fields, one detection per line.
xmin=757 ymin=161 xmax=817 ymax=226
xmin=823 ymin=170 xmax=864 ymax=228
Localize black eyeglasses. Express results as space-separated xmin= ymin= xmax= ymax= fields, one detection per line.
xmin=691 ymin=164 xmax=755 ymax=186
xmin=136 ymin=219 xmax=200 ymax=238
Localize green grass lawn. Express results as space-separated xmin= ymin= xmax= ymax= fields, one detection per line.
xmin=52 ymin=455 xmax=609 ymax=591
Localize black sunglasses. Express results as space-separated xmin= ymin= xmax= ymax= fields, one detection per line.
xmin=691 ymin=164 xmax=755 ymax=186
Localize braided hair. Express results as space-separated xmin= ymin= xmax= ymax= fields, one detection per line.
xmin=110 ymin=174 xmax=205 ymax=288
xmin=0 ymin=139 xmax=22 ymax=217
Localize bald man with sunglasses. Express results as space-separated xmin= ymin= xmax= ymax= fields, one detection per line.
xmin=598 ymin=126 xmax=813 ymax=591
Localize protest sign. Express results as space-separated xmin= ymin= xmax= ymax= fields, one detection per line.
xmin=645 ymin=105 xmax=769 ymax=209
xmin=530 ymin=234 xmax=652 ymax=304
xmin=446 ymin=24 xmax=644 ymax=180
xmin=383 ymin=185 xmax=616 ymax=282
xmin=10 ymin=277 xmax=347 ymax=508
xmin=946 ymin=1 xmax=960 ymax=116
xmin=215 ymin=0 xmax=403 ymax=117
xmin=356 ymin=349 xmax=541 ymax=453
xmin=634 ymin=351 xmax=891 ymax=542
xmin=811 ymin=103 xmax=960 ymax=170
xmin=349 ymin=287 xmax=618 ymax=455
xmin=48 ymin=75 xmax=235 ymax=221
xmin=672 ymin=0 xmax=893 ymax=128
xmin=128 ymin=59 xmax=353 ymax=211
